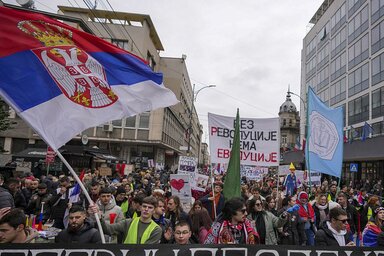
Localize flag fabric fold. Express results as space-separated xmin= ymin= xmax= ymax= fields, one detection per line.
xmin=223 ymin=109 xmax=241 ymax=200
xmin=0 ymin=6 xmax=178 ymax=150
xmin=361 ymin=122 xmax=374 ymax=141
xmin=294 ymin=136 xmax=301 ymax=151
xmin=305 ymin=87 xmax=343 ymax=178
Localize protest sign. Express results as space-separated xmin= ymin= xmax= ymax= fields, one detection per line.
xmin=240 ymin=166 xmax=268 ymax=180
xmin=208 ymin=113 xmax=279 ymax=166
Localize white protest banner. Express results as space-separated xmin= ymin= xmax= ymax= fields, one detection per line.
xmin=208 ymin=113 xmax=280 ymax=166
xmin=178 ymin=156 xmax=197 ymax=173
xmin=310 ymin=171 xmax=322 ymax=186
xmin=178 ymin=156 xmax=198 ymax=189
xmin=279 ymin=165 xmax=291 ymax=176
xmin=240 ymin=166 xmax=269 ymax=180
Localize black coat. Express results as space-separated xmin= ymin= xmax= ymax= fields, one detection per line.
xmin=0 ymin=186 xmax=14 ymax=209
xmin=313 ymin=204 xmax=329 ymax=229
xmin=315 ymin=222 xmax=352 ymax=246
xmin=55 ymin=219 xmax=102 ymax=243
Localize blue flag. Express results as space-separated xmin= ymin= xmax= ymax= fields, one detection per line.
xmin=305 ymin=87 xmax=344 ymax=178
xmin=361 ymin=122 xmax=374 ymax=141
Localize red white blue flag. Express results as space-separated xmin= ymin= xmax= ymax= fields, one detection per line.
xmin=0 ymin=7 xmax=178 ymax=150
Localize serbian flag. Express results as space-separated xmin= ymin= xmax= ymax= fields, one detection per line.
xmin=0 ymin=7 xmax=178 ymax=151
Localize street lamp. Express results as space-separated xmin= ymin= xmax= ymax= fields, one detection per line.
xmin=288 ymin=88 xmax=307 ymax=139
xmin=187 ymin=84 xmax=216 ymax=155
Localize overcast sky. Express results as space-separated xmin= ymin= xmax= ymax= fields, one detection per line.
xmin=5 ymin=0 xmax=324 ymax=141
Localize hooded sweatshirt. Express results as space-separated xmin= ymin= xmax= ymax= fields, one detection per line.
xmin=96 ymin=197 xmax=124 ymax=224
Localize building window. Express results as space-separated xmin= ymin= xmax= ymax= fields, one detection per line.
xmin=147 ymin=51 xmax=156 ymax=70
xmin=371 ymin=0 xmax=384 ymax=24
xmin=348 ymin=62 xmax=369 ymax=97
xmin=306 ymin=38 xmax=316 ymax=59
xmin=317 ymin=66 xmax=329 ymax=91
xmin=306 ymin=57 xmax=317 ymax=78
xmin=317 ymin=22 xmax=330 ymax=49
xmin=331 ymin=27 xmax=347 ymax=58
xmin=371 ymin=50 xmax=384 ymax=86
xmin=330 ymin=51 xmax=346 ymax=81
xmin=139 ymin=112 xmax=150 ymax=129
xmin=330 ymin=77 xmax=346 ymax=105
xmin=348 ymin=33 xmax=369 ymax=69
xmin=371 ymin=19 xmax=384 ymax=54
xmin=331 ymin=3 xmax=346 ymax=35
xmin=318 ymin=88 xmax=329 ymax=106
xmin=348 ymin=93 xmax=369 ymax=125
xmin=112 ymin=119 xmax=122 ymax=127
xmin=372 ymin=87 xmax=384 ymax=118
xmin=317 ymin=44 xmax=329 ymax=69
xmin=348 ymin=5 xmax=369 ymax=43
xmin=372 ymin=120 xmax=384 ymax=136
xmin=348 ymin=0 xmax=368 ymax=18
xmin=111 ymin=39 xmax=129 ymax=51
xmin=125 ymin=116 xmax=136 ymax=128
xmin=281 ymin=135 xmax=287 ymax=144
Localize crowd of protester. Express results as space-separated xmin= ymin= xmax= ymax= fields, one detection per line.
xmin=0 ymin=166 xmax=383 ymax=247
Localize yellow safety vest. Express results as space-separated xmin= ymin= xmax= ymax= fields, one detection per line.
xmin=367 ymin=207 xmax=373 ymax=221
xmin=124 ymin=217 xmax=158 ymax=244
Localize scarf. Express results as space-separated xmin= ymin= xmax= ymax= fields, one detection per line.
xmin=218 ymin=219 xmax=259 ymax=244
xmin=153 ymin=215 xmax=166 ymax=226
xmin=326 ymin=221 xmax=346 ymax=246
xmin=204 ymin=217 xmax=259 ymax=244
xmin=297 ymin=202 xmax=315 ymax=222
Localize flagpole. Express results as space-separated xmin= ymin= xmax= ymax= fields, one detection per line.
xmin=56 ymin=151 xmax=106 ymax=243
xmin=305 ymin=90 xmax=312 ymax=198
xmin=210 ymin=166 xmax=217 ymax=219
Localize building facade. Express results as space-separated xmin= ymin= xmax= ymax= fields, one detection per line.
xmin=279 ymin=90 xmax=300 ymax=152
xmin=0 ymin=4 xmax=204 ymax=172
xmin=301 ymin=0 xmax=384 ymax=185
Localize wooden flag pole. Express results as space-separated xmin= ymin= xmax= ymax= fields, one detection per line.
xmin=56 ymin=151 xmax=106 ymax=243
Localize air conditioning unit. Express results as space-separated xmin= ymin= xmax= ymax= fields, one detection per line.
xmin=103 ymin=123 xmax=113 ymax=132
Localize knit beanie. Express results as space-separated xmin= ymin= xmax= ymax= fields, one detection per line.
xmin=298 ymin=191 xmax=308 ymax=200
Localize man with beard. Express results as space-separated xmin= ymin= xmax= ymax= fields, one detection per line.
xmin=25 ymin=183 xmax=52 ymax=222
xmin=55 ymin=205 xmax=101 ymax=243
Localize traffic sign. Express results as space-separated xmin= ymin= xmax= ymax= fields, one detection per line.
xmin=350 ymin=163 xmax=358 ymax=172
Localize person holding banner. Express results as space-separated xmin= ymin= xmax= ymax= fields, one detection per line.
xmin=55 ymin=205 xmax=102 ymax=243
xmin=200 ymin=183 xmax=225 ymax=220
xmin=90 ymin=196 xmax=162 ymax=244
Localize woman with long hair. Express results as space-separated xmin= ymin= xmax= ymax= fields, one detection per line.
xmin=313 ymin=193 xmax=330 ymax=229
xmin=247 ymin=197 xmax=286 ymax=245
xmin=190 ymin=208 xmax=212 ymax=243
xmin=189 ymin=200 xmax=203 ymax=216
xmin=265 ymin=195 xmax=278 ymax=216
xmin=362 ymin=207 xmax=384 ymax=247
xmin=166 ymin=195 xmax=190 ymax=229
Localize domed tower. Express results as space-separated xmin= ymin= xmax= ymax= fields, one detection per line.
xmin=279 ymin=88 xmax=300 ymax=151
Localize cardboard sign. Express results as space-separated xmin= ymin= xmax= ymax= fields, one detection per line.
xmin=99 ymin=166 xmax=112 ymax=176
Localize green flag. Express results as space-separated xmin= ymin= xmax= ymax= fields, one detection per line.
xmin=223 ymin=108 xmax=241 ymax=200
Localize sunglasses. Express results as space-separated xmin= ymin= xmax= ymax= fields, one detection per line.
xmin=255 ymin=203 xmax=262 ymax=206
xmin=336 ymin=218 xmax=349 ymax=224
xmin=239 ymin=208 xmax=247 ymax=214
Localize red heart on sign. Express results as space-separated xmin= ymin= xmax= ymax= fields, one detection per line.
xmin=170 ymin=179 xmax=185 ymax=192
